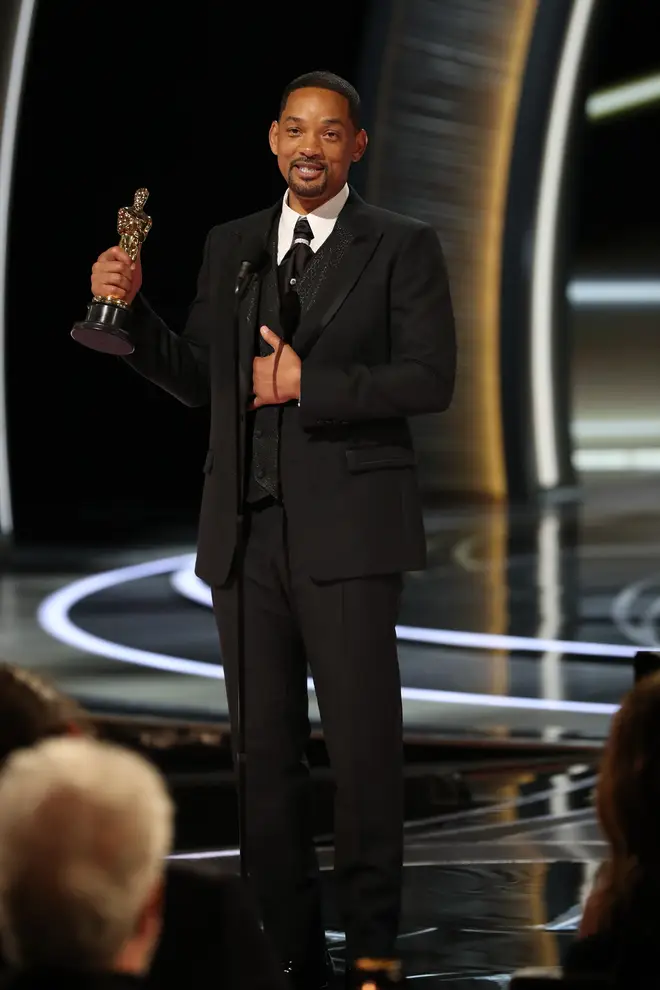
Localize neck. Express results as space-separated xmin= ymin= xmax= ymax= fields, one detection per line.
xmin=286 ymin=187 xmax=342 ymax=215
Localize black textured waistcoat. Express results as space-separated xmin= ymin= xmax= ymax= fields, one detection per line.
xmin=246 ymin=216 xmax=352 ymax=504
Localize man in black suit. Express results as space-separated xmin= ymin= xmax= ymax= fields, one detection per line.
xmin=90 ymin=71 xmax=456 ymax=989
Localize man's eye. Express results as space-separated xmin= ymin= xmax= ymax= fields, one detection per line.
xmin=287 ymin=128 xmax=300 ymax=136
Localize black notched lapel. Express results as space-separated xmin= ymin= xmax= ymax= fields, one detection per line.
xmin=233 ymin=189 xmax=383 ymax=380
xmin=293 ymin=190 xmax=383 ymax=359
xmin=237 ymin=272 xmax=259 ymax=399
xmin=234 ymin=203 xmax=280 ymax=399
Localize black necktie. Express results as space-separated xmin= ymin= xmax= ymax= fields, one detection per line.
xmin=279 ymin=216 xmax=313 ymax=341
xmin=282 ymin=216 xmax=313 ymax=284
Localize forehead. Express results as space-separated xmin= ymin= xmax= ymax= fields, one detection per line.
xmin=281 ymin=87 xmax=351 ymax=123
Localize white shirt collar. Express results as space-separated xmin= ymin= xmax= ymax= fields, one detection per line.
xmin=277 ymin=183 xmax=349 ymax=263
xmin=282 ymin=182 xmax=349 ymax=221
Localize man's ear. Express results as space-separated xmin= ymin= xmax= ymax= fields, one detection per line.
xmin=352 ymin=128 xmax=368 ymax=163
xmin=269 ymin=120 xmax=279 ymax=156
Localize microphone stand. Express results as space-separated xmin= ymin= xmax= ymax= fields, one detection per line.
xmin=233 ymin=263 xmax=252 ymax=883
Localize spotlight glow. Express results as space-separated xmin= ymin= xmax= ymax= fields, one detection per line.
xmin=0 ymin=0 xmax=38 ymax=535
xmin=574 ymin=449 xmax=660 ymax=472
xmin=587 ymin=73 xmax=660 ymax=121
xmin=531 ymin=0 xmax=597 ymax=489
xmin=568 ymin=279 xmax=660 ymax=306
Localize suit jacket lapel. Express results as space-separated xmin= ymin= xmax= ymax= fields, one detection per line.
xmin=293 ymin=190 xmax=382 ymax=359
xmin=233 ymin=203 xmax=280 ymax=400
xmin=237 ymin=274 xmax=259 ymax=400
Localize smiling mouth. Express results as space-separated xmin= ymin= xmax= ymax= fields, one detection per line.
xmin=292 ymin=162 xmax=326 ymax=180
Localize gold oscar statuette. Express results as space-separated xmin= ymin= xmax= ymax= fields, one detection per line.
xmin=71 ymin=188 xmax=153 ymax=356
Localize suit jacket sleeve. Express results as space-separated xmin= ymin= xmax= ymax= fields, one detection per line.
xmin=298 ymin=224 xmax=456 ymax=426
xmin=122 ymin=226 xmax=217 ymax=407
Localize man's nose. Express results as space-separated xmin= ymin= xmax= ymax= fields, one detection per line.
xmin=298 ymin=141 xmax=322 ymax=159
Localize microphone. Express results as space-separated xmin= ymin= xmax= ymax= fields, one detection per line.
xmin=235 ymin=237 xmax=267 ymax=297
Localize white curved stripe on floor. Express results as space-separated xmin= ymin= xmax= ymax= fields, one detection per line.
xmin=170 ymin=554 xmax=636 ymax=660
xmin=36 ymin=553 xmax=619 ymax=715
xmin=37 ymin=554 xmax=222 ymax=678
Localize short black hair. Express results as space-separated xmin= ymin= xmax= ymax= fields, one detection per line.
xmin=279 ymin=71 xmax=361 ymax=129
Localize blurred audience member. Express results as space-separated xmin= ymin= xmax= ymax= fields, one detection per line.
xmin=0 ymin=736 xmax=172 ymax=990
xmin=0 ymin=666 xmax=93 ymax=764
xmin=0 ymin=664 xmax=285 ymax=990
xmin=565 ymin=669 xmax=660 ymax=981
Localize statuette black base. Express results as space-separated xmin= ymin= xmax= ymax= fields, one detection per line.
xmin=71 ymin=301 xmax=134 ymax=356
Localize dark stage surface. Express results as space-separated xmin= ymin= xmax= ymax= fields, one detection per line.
xmin=2 ymin=474 xmax=646 ymax=736
xmin=0 ymin=474 xmax=652 ymax=985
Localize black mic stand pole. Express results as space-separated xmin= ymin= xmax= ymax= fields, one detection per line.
xmin=233 ymin=261 xmax=252 ymax=883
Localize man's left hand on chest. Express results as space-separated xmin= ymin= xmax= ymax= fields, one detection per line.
xmin=251 ymin=326 xmax=301 ymax=409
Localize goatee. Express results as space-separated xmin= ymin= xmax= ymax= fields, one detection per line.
xmin=288 ymin=165 xmax=328 ymax=200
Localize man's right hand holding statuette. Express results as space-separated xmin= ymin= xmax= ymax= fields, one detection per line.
xmin=71 ymin=188 xmax=151 ymax=356
xmin=91 ymin=246 xmax=142 ymax=308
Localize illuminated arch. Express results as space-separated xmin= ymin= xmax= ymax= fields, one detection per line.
xmin=0 ymin=0 xmax=37 ymax=536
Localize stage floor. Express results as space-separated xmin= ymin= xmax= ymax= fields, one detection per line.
xmin=0 ymin=475 xmax=651 ymax=741
xmin=171 ymin=753 xmax=600 ymax=985
xmin=1 ymin=474 xmax=655 ymax=984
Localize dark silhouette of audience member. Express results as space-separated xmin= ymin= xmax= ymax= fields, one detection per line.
xmin=0 ymin=666 xmax=93 ymax=760
xmin=0 ymin=664 xmax=286 ymax=990
xmin=0 ymin=736 xmax=172 ymax=990
xmin=564 ymin=668 xmax=660 ymax=982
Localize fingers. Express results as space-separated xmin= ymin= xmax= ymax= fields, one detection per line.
xmin=252 ymin=346 xmax=291 ymax=406
xmin=91 ymin=247 xmax=138 ymax=301
xmin=95 ymin=288 xmax=127 ymax=301
xmin=92 ymin=259 xmax=133 ymax=281
xmin=91 ymin=274 xmax=130 ymax=300
xmin=93 ymin=271 xmax=133 ymax=292
xmin=259 ymin=325 xmax=283 ymax=353
xmin=94 ymin=261 xmax=133 ymax=276
xmin=98 ymin=246 xmax=133 ymax=266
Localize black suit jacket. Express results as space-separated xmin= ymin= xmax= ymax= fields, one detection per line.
xmin=126 ymin=189 xmax=456 ymax=585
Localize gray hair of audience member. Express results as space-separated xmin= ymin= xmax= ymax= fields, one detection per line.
xmin=0 ymin=736 xmax=174 ymax=970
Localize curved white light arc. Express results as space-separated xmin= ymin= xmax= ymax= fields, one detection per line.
xmin=0 ymin=0 xmax=37 ymax=536
xmin=170 ymin=556 xmax=635 ymax=660
xmin=37 ymin=554 xmax=222 ymax=679
xmin=170 ymin=561 xmax=211 ymax=607
xmin=37 ymin=553 xmax=618 ymax=716
xmin=531 ymin=0 xmax=597 ymax=489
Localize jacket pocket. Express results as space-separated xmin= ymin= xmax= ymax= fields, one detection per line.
xmin=345 ymin=446 xmax=416 ymax=473
xmin=202 ymin=449 xmax=214 ymax=474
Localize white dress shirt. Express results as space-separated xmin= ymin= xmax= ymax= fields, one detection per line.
xmin=277 ymin=183 xmax=349 ymax=264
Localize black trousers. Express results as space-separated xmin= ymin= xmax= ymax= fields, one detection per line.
xmin=212 ymin=502 xmax=404 ymax=964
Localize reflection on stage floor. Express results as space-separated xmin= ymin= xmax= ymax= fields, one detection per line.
xmin=3 ymin=475 xmax=655 ymax=983
xmin=165 ymin=752 xmax=600 ymax=987
xmin=1 ymin=475 xmax=652 ymax=740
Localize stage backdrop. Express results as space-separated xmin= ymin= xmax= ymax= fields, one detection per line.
xmin=1 ymin=0 xmax=618 ymax=546
xmin=358 ymin=0 xmax=603 ymax=502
